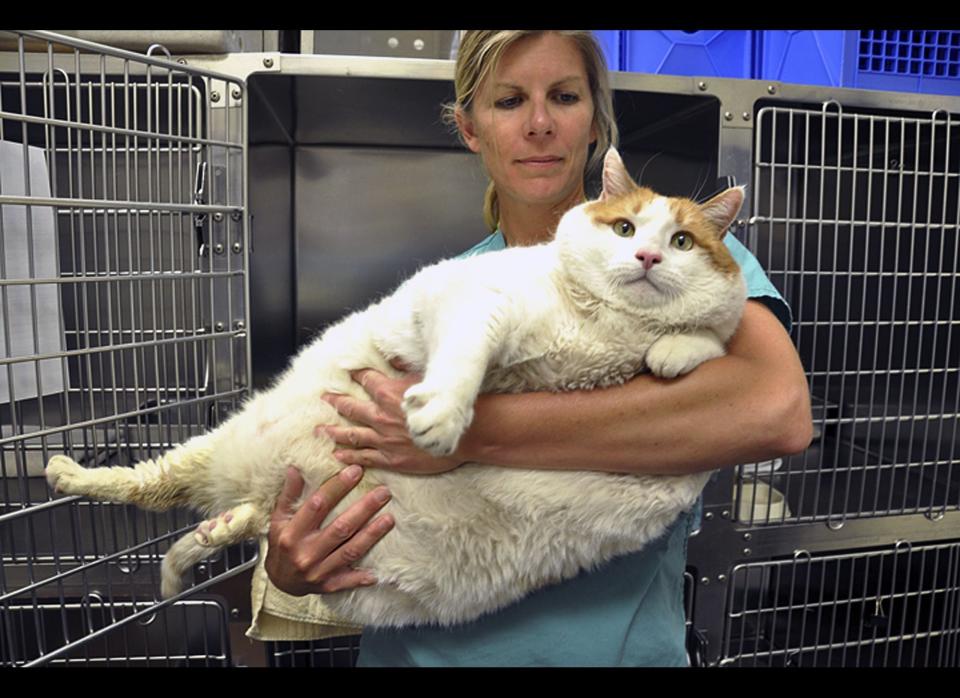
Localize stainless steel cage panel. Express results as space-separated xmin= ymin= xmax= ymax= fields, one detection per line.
xmin=0 ymin=31 xmax=251 ymax=667
xmin=267 ymin=635 xmax=362 ymax=668
xmin=746 ymin=103 xmax=959 ymax=526
xmin=721 ymin=540 xmax=960 ymax=667
xmin=1 ymin=596 xmax=232 ymax=667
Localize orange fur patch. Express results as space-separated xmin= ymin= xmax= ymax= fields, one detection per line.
xmin=584 ymin=187 xmax=657 ymax=224
xmin=668 ymin=198 xmax=740 ymax=275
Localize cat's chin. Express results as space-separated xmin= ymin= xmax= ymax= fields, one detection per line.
xmin=615 ymin=280 xmax=677 ymax=313
xmin=623 ymin=273 xmax=659 ymax=289
xmin=621 ymin=274 xmax=667 ymax=299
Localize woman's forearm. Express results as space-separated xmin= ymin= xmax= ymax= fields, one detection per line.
xmin=455 ymin=301 xmax=814 ymax=475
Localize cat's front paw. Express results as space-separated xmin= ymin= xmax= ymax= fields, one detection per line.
xmin=402 ymin=383 xmax=474 ymax=457
xmin=45 ymin=455 xmax=88 ymax=496
xmin=645 ymin=334 xmax=724 ymax=379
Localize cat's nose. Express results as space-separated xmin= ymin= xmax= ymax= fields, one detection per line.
xmin=635 ymin=250 xmax=662 ymax=271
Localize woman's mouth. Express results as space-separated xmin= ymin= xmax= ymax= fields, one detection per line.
xmin=517 ymin=156 xmax=563 ymax=167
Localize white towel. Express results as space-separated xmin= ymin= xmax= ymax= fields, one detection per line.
xmin=246 ymin=537 xmax=363 ymax=641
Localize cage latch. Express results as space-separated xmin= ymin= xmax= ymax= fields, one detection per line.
xmin=864 ymin=597 xmax=888 ymax=631
xmin=194 ymin=160 xmax=208 ymax=256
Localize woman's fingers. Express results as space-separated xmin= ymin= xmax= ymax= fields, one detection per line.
xmin=319 ymin=424 xmax=381 ymax=449
xmin=322 ymin=392 xmax=387 ymax=428
xmin=315 ymin=484 xmax=392 ymax=551
xmin=273 ymin=466 xmax=306 ymax=520
xmin=280 ymin=465 xmax=365 ymax=546
xmin=307 ymin=512 xmax=396 ymax=591
xmin=329 ymin=448 xmax=392 ymax=469
xmin=265 ymin=466 xmax=394 ymax=596
xmin=388 ymin=357 xmax=416 ymax=373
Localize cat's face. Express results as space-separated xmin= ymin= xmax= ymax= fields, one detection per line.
xmin=555 ymin=148 xmax=744 ymax=310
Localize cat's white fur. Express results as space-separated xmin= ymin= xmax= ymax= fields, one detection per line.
xmin=46 ymin=148 xmax=747 ymax=628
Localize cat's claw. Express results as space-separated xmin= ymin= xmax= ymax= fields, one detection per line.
xmin=402 ymin=384 xmax=473 ymax=457
xmin=45 ymin=455 xmax=88 ymax=496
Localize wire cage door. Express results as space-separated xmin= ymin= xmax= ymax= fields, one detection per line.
xmin=747 ymin=102 xmax=960 ymax=527
xmin=0 ymin=30 xmax=251 ymax=666
xmin=722 ymin=540 xmax=960 ymax=667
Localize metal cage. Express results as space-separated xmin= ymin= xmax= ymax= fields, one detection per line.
xmin=688 ymin=81 xmax=960 ymax=667
xmin=0 ymin=30 xmax=251 ymax=666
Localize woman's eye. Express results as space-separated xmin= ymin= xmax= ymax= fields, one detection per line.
xmin=613 ymin=220 xmax=635 ymax=237
xmin=555 ymin=92 xmax=579 ymax=104
xmin=495 ymin=96 xmax=522 ymax=109
xmin=671 ymin=232 xmax=694 ymax=250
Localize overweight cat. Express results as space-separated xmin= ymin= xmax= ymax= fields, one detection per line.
xmin=46 ymin=147 xmax=747 ymax=628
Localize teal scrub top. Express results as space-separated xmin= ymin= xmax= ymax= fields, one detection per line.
xmin=357 ymin=231 xmax=792 ymax=667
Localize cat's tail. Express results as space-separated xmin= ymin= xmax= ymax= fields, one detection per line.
xmin=45 ymin=435 xmax=215 ymax=511
xmin=161 ymin=530 xmax=213 ymax=598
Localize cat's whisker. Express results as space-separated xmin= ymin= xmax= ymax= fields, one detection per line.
xmin=690 ymin=165 xmax=709 ymax=202
xmin=637 ymin=151 xmax=664 ymax=186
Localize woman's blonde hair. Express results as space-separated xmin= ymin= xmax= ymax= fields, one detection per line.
xmin=442 ymin=30 xmax=619 ymax=232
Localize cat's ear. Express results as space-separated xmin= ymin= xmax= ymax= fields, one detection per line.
xmin=600 ymin=148 xmax=637 ymax=201
xmin=700 ymin=185 xmax=745 ymax=238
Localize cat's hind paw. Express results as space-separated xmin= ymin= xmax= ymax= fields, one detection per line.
xmin=402 ymin=384 xmax=473 ymax=457
xmin=45 ymin=455 xmax=88 ymax=496
xmin=193 ymin=511 xmax=239 ymax=547
xmin=193 ymin=503 xmax=260 ymax=547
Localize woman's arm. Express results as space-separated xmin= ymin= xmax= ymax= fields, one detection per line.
xmin=458 ymin=300 xmax=812 ymax=474
xmin=322 ymin=300 xmax=814 ymax=475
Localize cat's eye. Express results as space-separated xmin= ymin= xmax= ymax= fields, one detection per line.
xmin=671 ymin=232 xmax=694 ymax=250
xmin=613 ymin=220 xmax=635 ymax=238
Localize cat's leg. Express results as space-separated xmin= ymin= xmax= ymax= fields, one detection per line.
xmin=645 ymin=329 xmax=726 ymax=379
xmin=402 ymin=297 xmax=511 ymax=456
xmin=46 ymin=436 xmax=214 ymax=511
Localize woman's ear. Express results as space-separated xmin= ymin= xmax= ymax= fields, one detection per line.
xmin=455 ymin=107 xmax=482 ymax=154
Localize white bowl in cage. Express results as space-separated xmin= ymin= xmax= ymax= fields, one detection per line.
xmin=735 ymin=480 xmax=792 ymax=523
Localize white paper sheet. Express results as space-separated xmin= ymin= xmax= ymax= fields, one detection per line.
xmin=0 ymin=140 xmax=67 ymax=404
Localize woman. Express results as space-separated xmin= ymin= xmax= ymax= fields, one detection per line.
xmin=265 ymin=30 xmax=812 ymax=666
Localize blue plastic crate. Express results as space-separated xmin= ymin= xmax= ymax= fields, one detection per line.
xmin=757 ymin=30 xmax=847 ymax=86
xmin=621 ymin=30 xmax=753 ymax=78
xmin=591 ymin=30 xmax=621 ymax=71
xmin=758 ymin=30 xmax=960 ymax=96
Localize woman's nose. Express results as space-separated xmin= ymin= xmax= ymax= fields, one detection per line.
xmin=526 ymin=99 xmax=555 ymax=136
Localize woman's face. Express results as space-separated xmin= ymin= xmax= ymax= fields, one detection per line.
xmin=457 ymin=33 xmax=598 ymax=215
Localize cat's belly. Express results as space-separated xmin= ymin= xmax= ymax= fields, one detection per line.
xmin=326 ymin=465 xmax=709 ymax=627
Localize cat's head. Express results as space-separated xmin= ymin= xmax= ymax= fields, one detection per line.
xmin=555 ymin=147 xmax=744 ymax=310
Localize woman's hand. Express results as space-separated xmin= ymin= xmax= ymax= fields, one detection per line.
xmin=318 ymin=365 xmax=462 ymax=475
xmin=265 ymin=465 xmax=395 ymax=596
